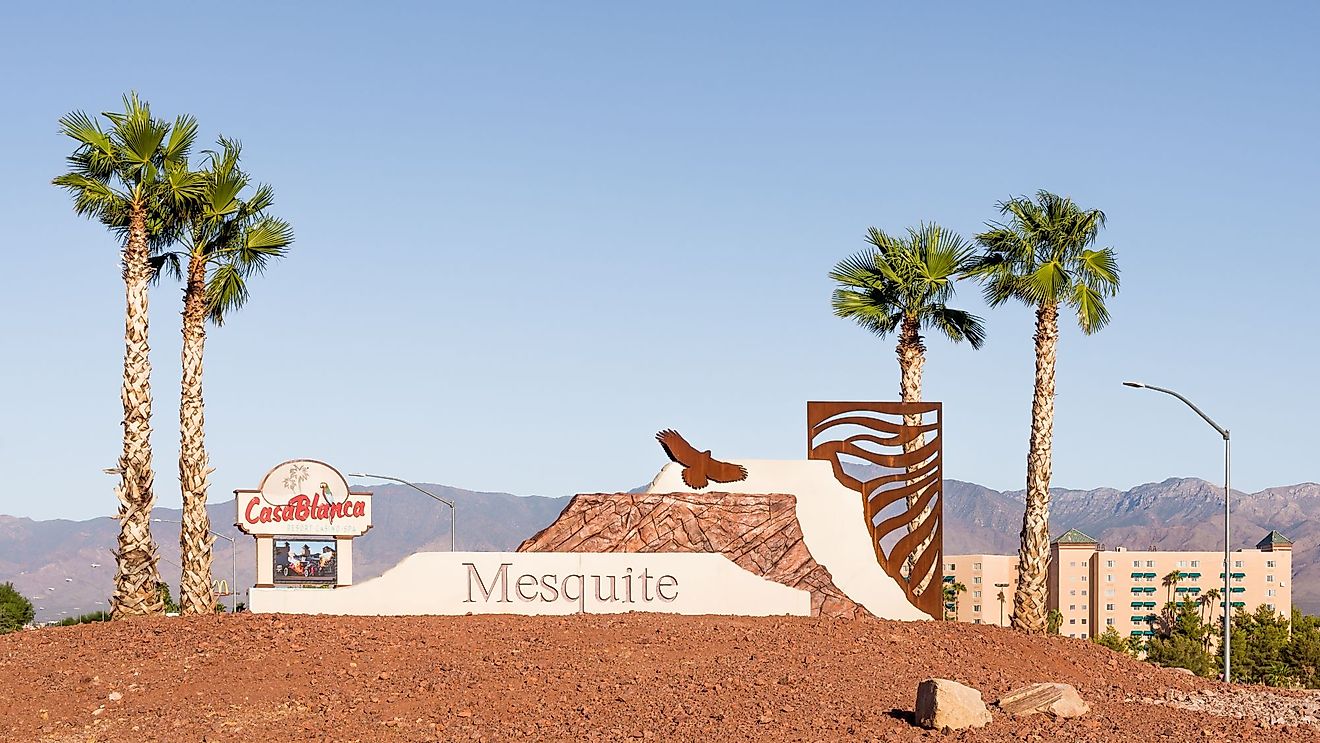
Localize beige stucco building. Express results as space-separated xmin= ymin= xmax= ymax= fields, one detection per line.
xmin=947 ymin=528 xmax=1293 ymax=637
xmin=942 ymin=554 xmax=1020 ymax=626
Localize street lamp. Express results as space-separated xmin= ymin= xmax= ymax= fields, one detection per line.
xmin=1123 ymin=380 xmax=1232 ymax=682
xmin=995 ymin=583 xmax=1010 ymax=626
xmin=151 ymin=518 xmax=238 ymax=613
xmin=349 ymin=473 xmax=456 ymax=551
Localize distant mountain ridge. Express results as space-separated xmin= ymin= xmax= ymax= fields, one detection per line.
xmin=2 ymin=477 xmax=1317 ymax=621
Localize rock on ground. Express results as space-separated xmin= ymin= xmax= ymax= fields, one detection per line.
xmin=915 ymin=678 xmax=993 ymax=730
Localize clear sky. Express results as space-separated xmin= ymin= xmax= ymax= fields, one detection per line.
xmin=2 ymin=2 xmax=1317 ymax=520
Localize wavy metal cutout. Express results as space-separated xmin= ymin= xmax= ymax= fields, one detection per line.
xmin=807 ymin=401 xmax=943 ymax=619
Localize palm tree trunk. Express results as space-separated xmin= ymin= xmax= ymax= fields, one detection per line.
xmin=111 ymin=206 xmax=164 ymax=618
xmin=1012 ymin=302 xmax=1059 ymax=634
xmin=896 ymin=317 xmax=933 ymax=582
xmin=178 ymin=254 xmax=216 ymax=615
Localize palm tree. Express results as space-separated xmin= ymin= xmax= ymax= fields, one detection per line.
xmin=1046 ymin=608 xmax=1064 ymax=635
xmin=1199 ymin=589 xmax=1222 ymax=651
xmin=1163 ymin=569 xmax=1185 ymax=606
xmin=830 ymin=224 xmax=986 ymax=580
xmin=947 ymin=581 xmax=968 ymax=620
xmin=158 ymin=138 xmax=293 ymax=614
xmin=969 ymin=191 xmax=1119 ymax=634
xmin=53 ymin=93 xmax=205 ymax=618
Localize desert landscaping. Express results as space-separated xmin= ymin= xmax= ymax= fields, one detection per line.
xmin=4 ymin=613 xmax=1318 ymax=742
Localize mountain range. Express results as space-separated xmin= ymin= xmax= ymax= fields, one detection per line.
xmin=2 ymin=477 xmax=1316 ymax=621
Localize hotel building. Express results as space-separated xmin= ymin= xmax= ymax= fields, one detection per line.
xmin=947 ymin=528 xmax=1293 ymax=637
xmin=941 ymin=553 xmax=1020 ymax=626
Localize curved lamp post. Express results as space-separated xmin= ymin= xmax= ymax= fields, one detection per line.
xmin=349 ymin=473 xmax=456 ymax=551
xmin=1123 ymin=380 xmax=1231 ymax=682
xmin=151 ymin=518 xmax=238 ymax=613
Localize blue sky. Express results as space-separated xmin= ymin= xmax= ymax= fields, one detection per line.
xmin=2 ymin=3 xmax=1317 ymax=520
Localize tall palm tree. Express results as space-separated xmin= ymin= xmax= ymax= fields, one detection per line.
xmin=969 ymin=191 xmax=1120 ymax=634
xmin=157 ymin=138 xmax=293 ymax=614
xmin=830 ymin=224 xmax=986 ymax=580
xmin=53 ymin=93 xmax=205 ymax=618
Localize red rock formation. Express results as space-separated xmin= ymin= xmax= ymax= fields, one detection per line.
xmin=518 ymin=492 xmax=866 ymax=618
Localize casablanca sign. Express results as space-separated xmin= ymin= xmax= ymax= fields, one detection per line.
xmin=236 ymin=459 xmax=371 ymax=537
xmin=236 ymin=459 xmax=373 ymax=588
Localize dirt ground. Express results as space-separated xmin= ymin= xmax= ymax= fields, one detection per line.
xmin=1 ymin=613 xmax=1315 ymax=742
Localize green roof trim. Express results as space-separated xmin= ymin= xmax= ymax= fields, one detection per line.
xmin=1257 ymin=530 xmax=1294 ymax=548
xmin=1053 ymin=528 xmax=1099 ymax=545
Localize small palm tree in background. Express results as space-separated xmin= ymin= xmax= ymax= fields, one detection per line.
xmin=939 ymin=580 xmax=971 ymax=622
xmin=1163 ymin=569 xmax=1185 ymax=606
xmin=156 ymin=138 xmax=293 ymax=615
xmin=1199 ymin=589 xmax=1223 ymax=651
xmin=830 ymin=224 xmax=986 ymax=580
xmin=969 ymin=191 xmax=1119 ymax=634
xmin=53 ymin=93 xmax=205 ymax=618
xmin=1046 ymin=608 xmax=1064 ymax=635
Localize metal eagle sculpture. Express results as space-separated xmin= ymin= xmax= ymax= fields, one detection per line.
xmin=655 ymin=429 xmax=748 ymax=490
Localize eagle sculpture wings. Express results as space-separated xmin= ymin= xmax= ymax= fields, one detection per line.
xmin=655 ymin=429 xmax=748 ymax=490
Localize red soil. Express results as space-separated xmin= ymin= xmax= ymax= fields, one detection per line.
xmin=0 ymin=613 xmax=1310 ymax=742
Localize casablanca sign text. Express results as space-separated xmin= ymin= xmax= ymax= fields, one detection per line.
xmin=236 ymin=459 xmax=373 ymax=537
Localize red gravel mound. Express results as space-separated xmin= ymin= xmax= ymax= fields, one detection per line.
xmin=0 ymin=613 xmax=1311 ymax=742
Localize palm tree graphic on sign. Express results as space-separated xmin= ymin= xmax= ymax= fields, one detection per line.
xmin=283 ymin=464 xmax=310 ymax=494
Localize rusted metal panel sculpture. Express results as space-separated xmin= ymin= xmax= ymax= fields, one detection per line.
xmin=806 ymin=401 xmax=943 ymax=619
xmin=655 ymin=429 xmax=749 ymax=489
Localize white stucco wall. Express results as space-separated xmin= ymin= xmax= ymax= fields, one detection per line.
xmin=645 ymin=460 xmax=931 ymax=621
xmin=249 ymin=551 xmax=811 ymax=617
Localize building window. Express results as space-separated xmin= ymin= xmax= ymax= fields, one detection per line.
xmin=973 ymin=591 xmax=982 ymax=598
xmin=973 ymin=605 xmax=981 ymax=612
xmin=1146 ymin=560 xmax=1154 ymax=568
xmin=973 ymin=562 xmax=982 ymax=570
xmin=1106 ymin=560 xmax=1114 ymax=568
xmin=1081 ymin=618 xmax=1087 ymax=625
xmin=1106 ymin=618 xmax=1114 ymax=625
xmin=1069 ymin=619 xmax=1076 ymax=625
xmin=1069 ymin=604 xmax=1076 ymax=611
xmin=1081 ymin=590 xmax=1088 ymax=596
xmin=1106 ymin=574 xmax=1114 ymax=582
xmin=1069 ymin=561 xmax=1076 ymax=567
xmin=1267 ymin=560 xmax=1276 ymax=568
xmin=1081 ymin=575 xmax=1088 ymax=582
xmin=1105 ymin=589 xmax=1116 ymax=597
xmin=947 ymin=563 xmax=955 ymax=571
xmin=1191 ymin=560 xmax=1199 ymax=568
xmin=1268 ymin=589 xmax=1276 ymax=597
xmin=1105 ymin=603 xmax=1115 ymax=611
xmin=1133 ymin=560 xmax=1141 ymax=568
xmin=1081 ymin=633 xmax=1088 ymax=639
xmin=1268 ymin=575 xmax=1275 ymax=583
xmin=1235 ymin=560 xmax=1243 ymax=568
xmin=973 ymin=577 xmax=982 ymax=584
xmin=1069 ymin=590 xmax=1076 ymax=596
